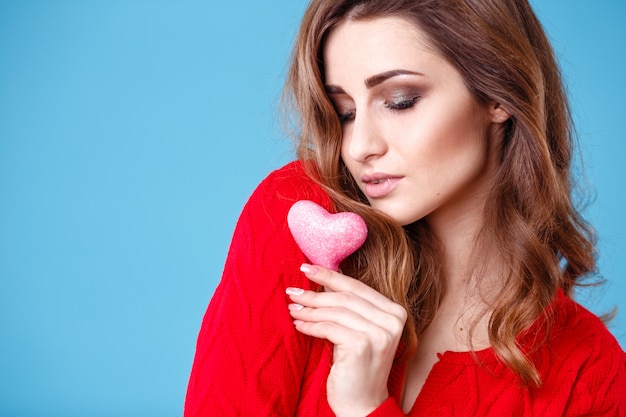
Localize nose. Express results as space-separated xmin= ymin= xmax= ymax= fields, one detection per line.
xmin=344 ymin=111 xmax=387 ymax=163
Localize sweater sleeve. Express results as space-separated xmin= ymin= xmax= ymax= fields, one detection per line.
xmin=366 ymin=397 xmax=408 ymax=417
xmin=184 ymin=162 xmax=332 ymax=416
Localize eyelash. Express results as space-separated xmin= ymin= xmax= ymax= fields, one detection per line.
xmin=385 ymin=96 xmax=420 ymax=110
xmin=336 ymin=95 xmax=419 ymax=123
xmin=339 ymin=111 xmax=355 ymax=123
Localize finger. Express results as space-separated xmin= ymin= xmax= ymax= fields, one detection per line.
xmin=287 ymin=288 xmax=405 ymax=332
xmin=293 ymin=318 xmax=396 ymax=355
xmin=298 ymin=264 xmax=408 ymax=321
xmin=300 ymin=263 xmax=390 ymax=304
xmin=289 ymin=302 xmax=405 ymax=339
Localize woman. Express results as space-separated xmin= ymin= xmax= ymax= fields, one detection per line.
xmin=185 ymin=0 xmax=625 ymax=416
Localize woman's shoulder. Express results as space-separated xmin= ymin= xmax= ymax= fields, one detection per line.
xmin=552 ymin=290 xmax=623 ymax=354
xmin=539 ymin=290 xmax=625 ymax=393
xmin=221 ymin=160 xmax=332 ymax=292
xmin=538 ymin=291 xmax=626 ymax=414
xmin=243 ymin=160 xmax=332 ymax=221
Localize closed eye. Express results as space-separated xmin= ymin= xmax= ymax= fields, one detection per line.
xmin=385 ymin=96 xmax=419 ymax=111
xmin=339 ymin=110 xmax=355 ymax=123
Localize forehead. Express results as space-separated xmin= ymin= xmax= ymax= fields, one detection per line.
xmin=322 ymin=16 xmax=443 ymax=83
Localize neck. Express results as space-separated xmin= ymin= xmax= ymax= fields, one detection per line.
xmin=425 ymin=198 xmax=505 ymax=350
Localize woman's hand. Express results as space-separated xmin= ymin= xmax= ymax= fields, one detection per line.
xmin=286 ymin=263 xmax=407 ymax=417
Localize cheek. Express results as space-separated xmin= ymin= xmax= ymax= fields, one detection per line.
xmin=339 ymin=129 xmax=357 ymax=170
xmin=427 ymin=104 xmax=490 ymax=159
xmin=403 ymin=109 xmax=491 ymax=190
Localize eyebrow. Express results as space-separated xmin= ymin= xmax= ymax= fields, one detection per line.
xmin=365 ymin=69 xmax=423 ymax=88
xmin=326 ymin=69 xmax=424 ymax=94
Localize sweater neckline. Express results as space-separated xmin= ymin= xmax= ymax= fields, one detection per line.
xmin=435 ymin=344 xmax=498 ymax=364
xmin=397 ymin=289 xmax=568 ymax=414
xmin=420 ymin=288 xmax=568 ymax=365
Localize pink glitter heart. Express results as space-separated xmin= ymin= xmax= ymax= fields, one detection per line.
xmin=287 ymin=200 xmax=368 ymax=270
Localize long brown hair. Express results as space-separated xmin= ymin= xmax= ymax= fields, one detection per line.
xmin=283 ymin=0 xmax=596 ymax=385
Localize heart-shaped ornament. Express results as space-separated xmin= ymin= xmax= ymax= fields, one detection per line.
xmin=287 ymin=200 xmax=368 ymax=270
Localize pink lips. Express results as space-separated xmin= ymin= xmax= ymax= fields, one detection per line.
xmin=361 ymin=174 xmax=403 ymax=198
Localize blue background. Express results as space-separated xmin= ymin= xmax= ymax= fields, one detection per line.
xmin=0 ymin=1 xmax=624 ymax=416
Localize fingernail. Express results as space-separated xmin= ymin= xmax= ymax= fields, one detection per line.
xmin=286 ymin=287 xmax=304 ymax=296
xmin=288 ymin=303 xmax=304 ymax=311
xmin=300 ymin=263 xmax=319 ymax=275
xmin=293 ymin=320 xmax=304 ymax=326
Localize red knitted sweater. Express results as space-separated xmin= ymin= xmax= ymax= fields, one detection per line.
xmin=184 ymin=161 xmax=626 ymax=416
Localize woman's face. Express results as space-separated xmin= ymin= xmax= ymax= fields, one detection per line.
xmin=324 ymin=16 xmax=506 ymax=228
